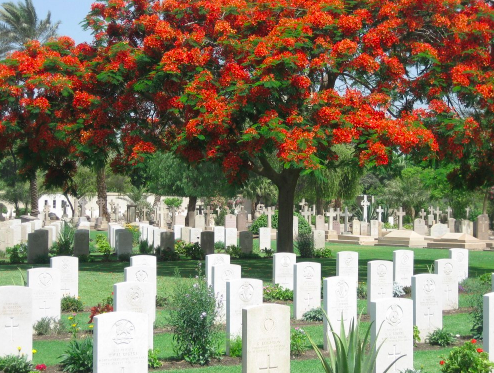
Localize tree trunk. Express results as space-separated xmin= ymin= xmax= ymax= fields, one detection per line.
xmin=274 ymin=169 xmax=301 ymax=253
xmin=316 ymin=196 xmax=324 ymax=215
xmin=185 ymin=196 xmax=197 ymax=226
xmin=153 ymin=194 xmax=161 ymax=207
xmin=96 ymin=166 xmax=110 ymax=221
xmin=30 ymin=173 xmax=39 ymax=217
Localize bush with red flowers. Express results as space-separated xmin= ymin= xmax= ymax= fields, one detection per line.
xmin=35 ymin=363 xmax=47 ymax=371
xmin=440 ymin=339 xmax=494 ymax=373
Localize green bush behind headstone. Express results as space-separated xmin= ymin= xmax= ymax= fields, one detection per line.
xmin=249 ymin=211 xmax=311 ymax=235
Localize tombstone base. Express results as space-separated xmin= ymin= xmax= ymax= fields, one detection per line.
xmin=325 ymin=230 xmax=338 ymax=240
xmin=328 ymin=234 xmax=376 ymax=246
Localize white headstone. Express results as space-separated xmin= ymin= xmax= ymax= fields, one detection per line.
xmin=226 ymin=278 xmax=263 ymax=355
xmin=27 ymin=268 xmax=61 ymax=324
xmin=189 ymin=228 xmax=202 ymax=244
xmin=259 ymin=227 xmax=271 ymax=251
xmin=367 ymin=260 xmax=393 ymax=314
xmin=313 ymin=230 xmax=325 ymax=249
xmin=130 ymin=255 xmax=157 ymax=299
xmin=173 ymin=224 xmax=184 ymax=240
xmin=294 ymin=262 xmax=321 ymax=319
xmin=430 ymin=223 xmax=449 ymax=237
xmin=412 ymin=274 xmax=443 ymax=341
xmin=242 ymin=304 xmax=290 ymax=373
xmin=371 ymin=298 xmax=413 ymax=373
xmin=212 ymin=264 xmax=242 ymax=322
xmin=124 ymin=266 xmax=156 ymax=321
xmin=225 ymin=214 xmax=236 ymax=229
xmin=336 ymin=251 xmax=359 ymax=288
xmin=225 ymin=228 xmax=237 ymax=247
xmin=483 ymin=292 xmax=494 ymax=361
xmin=0 ymin=286 xmax=33 ymax=360
xmin=206 ymin=254 xmax=231 ymax=287
xmin=50 ymin=256 xmax=79 ymax=298
xmin=393 ymin=250 xmax=414 ymax=287
xmin=272 ymin=253 xmax=296 ymax=290
xmin=352 ymin=219 xmax=361 ymax=235
xmin=292 ymin=216 xmax=299 ymax=239
xmin=214 ymin=226 xmax=225 ymax=244
xmin=323 ymin=276 xmax=357 ymax=350
xmin=20 ymin=222 xmax=32 ymax=243
xmin=93 ymin=312 xmax=148 ymax=373
xmin=114 ymin=282 xmax=154 ymax=349
xmin=434 ymin=259 xmax=459 ymax=311
xmin=449 ymin=248 xmax=469 ymax=282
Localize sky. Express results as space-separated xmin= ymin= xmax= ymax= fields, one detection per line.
xmin=32 ymin=0 xmax=94 ymax=44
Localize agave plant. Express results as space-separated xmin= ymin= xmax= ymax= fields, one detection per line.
xmin=307 ymin=313 xmax=404 ymax=373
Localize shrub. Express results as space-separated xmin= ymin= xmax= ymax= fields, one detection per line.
xmin=51 ymin=222 xmax=75 ymax=256
xmin=478 ymin=273 xmax=492 ymax=287
xmin=225 ymin=245 xmax=242 ymax=259
xmin=157 ymin=248 xmax=180 ymax=261
xmin=33 ymin=317 xmax=66 ymax=335
xmin=229 ymin=336 xmax=242 ymax=357
xmin=6 ymin=243 xmax=27 ymax=264
xmin=62 ymin=296 xmax=84 ymax=313
xmin=263 ymin=284 xmax=293 ymax=301
xmin=314 ymin=247 xmax=332 ymax=258
xmin=125 ymin=224 xmax=140 ymax=246
xmin=88 ymin=303 xmax=113 ymax=324
xmin=263 ymin=248 xmax=274 ymax=258
xmin=439 ymin=339 xmax=494 ymax=373
xmin=290 ymin=327 xmax=308 ymax=357
xmin=214 ymin=241 xmax=225 ymax=252
xmin=117 ymin=253 xmax=131 ymax=262
xmin=95 ymin=234 xmax=112 ymax=261
xmin=156 ymin=295 xmax=168 ymax=307
xmin=0 ymin=353 xmax=34 ymax=373
xmin=148 ymin=349 xmax=162 ymax=368
xmin=33 ymin=253 xmax=50 ymax=264
xmin=297 ymin=232 xmax=315 ymax=258
xmin=357 ymin=283 xmax=367 ymax=299
xmin=168 ymin=263 xmax=221 ymax=365
xmin=139 ymin=240 xmax=153 ymax=254
xmin=175 ymin=240 xmax=187 ymax=256
xmin=59 ymin=338 xmax=93 ymax=373
xmin=413 ymin=325 xmax=421 ymax=347
xmin=428 ymin=328 xmax=456 ymax=347
xmin=184 ymin=242 xmax=205 ymax=260
xmin=302 ymin=307 xmax=324 ymax=322
xmin=249 ymin=211 xmax=311 ymax=235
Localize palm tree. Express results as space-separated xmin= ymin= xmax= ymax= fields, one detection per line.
xmin=0 ymin=0 xmax=60 ymax=57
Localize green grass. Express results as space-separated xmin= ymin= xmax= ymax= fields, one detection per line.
xmin=3 ymin=242 xmax=493 ymax=372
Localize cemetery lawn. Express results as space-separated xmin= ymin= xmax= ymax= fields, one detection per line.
xmin=1 ymin=241 xmax=492 ymax=372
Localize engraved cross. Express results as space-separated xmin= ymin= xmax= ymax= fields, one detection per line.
xmin=424 ymin=308 xmax=434 ymax=325
xmin=5 ymin=317 xmax=19 ymax=341
xmin=304 ymin=293 xmax=314 ymax=308
xmin=259 ymin=354 xmax=278 ymax=372
xmin=39 ymin=300 xmax=50 ymax=315
xmin=388 ymin=344 xmax=402 ymax=373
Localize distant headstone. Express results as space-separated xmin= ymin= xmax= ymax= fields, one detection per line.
xmin=367 ymin=260 xmax=393 ymax=314
xmin=393 ymin=250 xmax=414 ymax=287
xmin=448 ymin=218 xmax=456 ymax=233
xmin=226 ymin=278 xmax=262 ymax=355
xmin=225 ymin=228 xmax=237 ymax=247
xmin=173 ymin=225 xmax=184 ymax=240
xmin=114 ymin=282 xmax=154 ymax=349
xmin=27 ymin=229 xmax=49 ymax=264
xmin=315 ymin=215 xmax=325 ymax=231
xmin=434 ymin=259 xmax=459 ymax=311
xmin=160 ymin=231 xmax=175 ymax=252
xmin=242 ymin=304 xmax=290 ymax=373
xmin=430 ymin=223 xmax=449 ymax=238
xmin=0 ymin=286 xmax=33 ymax=360
xmin=124 ymin=266 xmax=157 ymax=320
xmin=214 ymin=226 xmax=225 ymax=244
xmin=206 ymin=254 xmax=230 ymax=287
xmin=352 ymin=219 xmax=361 ymax=235
xmin=239 ymin=231 xmax=253 ymax=254
xmin=360 ymin=221 xmax=369 ymax=236
xmin=413 ymin=218 xmax=428 ymax=236
xmin=237 ymin=211 xmax=249 ymax=232
xmin=212 ymin=263 xmax=241 ymax=321
xmin=313 ymin=229 xmax=325 ymax=249
xmin=20 ymin=222 xmax=31 ymax=243
xmin=73 ymin=230 xmax=90 ymax=256
xmin=292 ymin=216 xmax=299 ymax=238
xmin=201 ymin=231 xmax=215 ymax=255
xmin=116 ymin=229 xmax=133 ymax=256
xmin=194 ymin=214 xmax=205 ymax=230
xmin=336 ymin=251 xmax=359 ymax=287
xmin=272 ymin=253 xmax=296 ymax=290
xmin=475 ymin=214 xmax=489 ymax=240
xmin=333 ymin=221 xmax=341 ymax=235
xmin=189 ymin=227 xmax=202 ymax=244
xmin=27 ymin=268 xmax=61 ymax=324
xmin=323 ymin=276 xmax=357 ymax=350
xmin=225 ymin=214 xmax=236 ymax=229
xmin=371 ymin=298 xmax=413 ymax=373
xmin=412 ymin=274 xmax=442 ymax=341
xmin=293 ymin=262 xmax=321 ymax=319
xmin=427 ymin=214 xmax=434 ymax=226
xmin=370 ymin=220 xmax=381 ymax=237
xmin=449 ymin=248 xmax=469 ymax=282
xmin=93 ymin=312 xmax=148 ymax=373
xmin=50 ymin=256 xmax=79 ymax=298
xmin=460 ymin=219 xmax=473 ymax=235
xmin=259 ymin=227 xmax=271 ymax=251
xmin=175 ymin=214 xmax=186 ymax=226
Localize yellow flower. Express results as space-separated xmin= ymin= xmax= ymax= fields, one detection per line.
xmin=68 ymin=316 xmax=73 ymax=320
xmin=32 ymin=349 xmax=37 ymax=354
xmin=17 ymin=346 xmax=21 ymax=351
xmin=71 ymin=324 xmax=77 ymax=327
xmin=89 ymin=325 xmax=94 ymax=329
